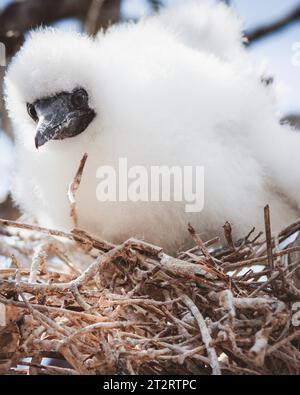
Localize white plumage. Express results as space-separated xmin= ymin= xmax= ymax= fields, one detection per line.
xmin=4 ymin=1 xmax=300 ymax=253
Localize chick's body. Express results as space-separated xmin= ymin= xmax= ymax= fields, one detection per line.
xmin=4 ymin=1 xmax=300 ymax=253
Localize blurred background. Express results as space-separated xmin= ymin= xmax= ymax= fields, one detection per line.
xmin=0 ymin=0 xmax=299 ymax=220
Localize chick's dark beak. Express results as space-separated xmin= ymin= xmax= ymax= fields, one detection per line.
xmin=33 ymin=89 xmax=95 ymax=149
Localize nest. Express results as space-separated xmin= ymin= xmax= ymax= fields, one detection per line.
xmin=0 ymin=156 xmax=299 ymax=375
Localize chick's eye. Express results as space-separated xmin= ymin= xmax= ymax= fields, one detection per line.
xmin=71 ymin=89 xmax=88 ymax=109
xmin=27 ymin=103 xmax=38 ymax=122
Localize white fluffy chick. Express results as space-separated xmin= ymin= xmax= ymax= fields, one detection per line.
xmin=4 ymin=1 xmax=300 ymax=253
